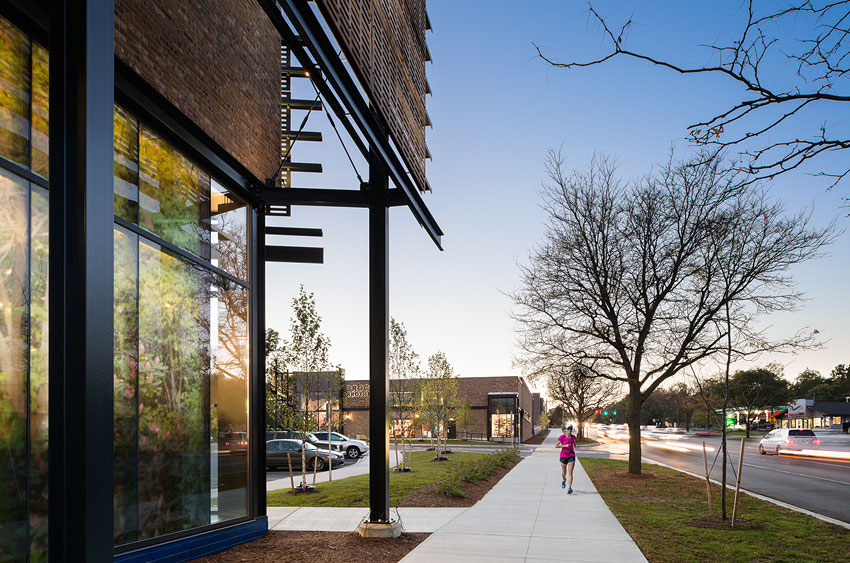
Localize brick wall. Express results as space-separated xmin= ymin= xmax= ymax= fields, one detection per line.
xmin=114 ymin=0 xmax=279 ymax=182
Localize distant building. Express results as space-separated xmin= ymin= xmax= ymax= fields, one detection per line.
xmin=777 ymin=399 xmax=850 ymax=432
xmin=340 ymin=376 xmax=539 ymax=442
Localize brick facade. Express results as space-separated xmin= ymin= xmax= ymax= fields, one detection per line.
xmin=340 ymin=376 xmax=537 ymax=442
xmin=114 ymin=0 xmax=279 ymax=182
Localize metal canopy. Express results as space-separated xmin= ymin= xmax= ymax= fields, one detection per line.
xmin=257 ymin=0 xmax=443 ymax=250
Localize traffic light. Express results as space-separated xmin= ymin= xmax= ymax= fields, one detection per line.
xmin=603 ymin=411 xmax=609 ymax=416
xmin=613 ymin=411 xmax=617 ymax=415
xmin=594 ymin=409 xmax=600 ymax=415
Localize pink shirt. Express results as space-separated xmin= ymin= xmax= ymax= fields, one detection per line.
xmin=557 ymin=434 xmax=576 ymax=458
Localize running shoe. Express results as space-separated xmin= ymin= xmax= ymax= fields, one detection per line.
xmin=568 ymin=488 xmax=573 ymax=494
xmin=561 ymin=480 xmax=566 ymax=489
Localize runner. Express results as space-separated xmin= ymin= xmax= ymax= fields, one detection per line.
xmin=556 ymin=423 xmax=577 ymax=493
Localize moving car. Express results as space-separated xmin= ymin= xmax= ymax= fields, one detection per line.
xmin=759 ymin=428 xmax=820 ymax=455
xmin=265 ymin=439 xmax=344 ymax=471
xmin=311 ymin=431 xmax=369 ymax=459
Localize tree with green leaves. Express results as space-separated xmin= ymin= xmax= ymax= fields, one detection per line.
xmin=729 ymin=365 xmax=790 ymax=438
xmin=389 ymin=318 xmax=420 ymax=471
xmin=418 ymin=352 xmax=461 ymax=460
xmin=285 ymin=285 xmax=331 ymax=491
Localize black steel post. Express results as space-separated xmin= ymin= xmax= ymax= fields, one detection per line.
xmin=367 ymin=139 xmax=390 ymax=523
xmin=48 ymin=0 xmax=115 ymax=560
xmin=251 ymin=205 xmax=267 ymax=517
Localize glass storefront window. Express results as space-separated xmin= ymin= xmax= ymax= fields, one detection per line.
xmin=0 ymin=15 xmax=49 ymax=562
xmin=490 ymin=396 xmax=515 ymax=438
xmin=112 ymin=106 xmax=250 ymax=546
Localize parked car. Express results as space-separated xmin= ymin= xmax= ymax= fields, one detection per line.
xmin=311 ymin=431 xmax=369 ymax=459
xmin=265 ymin=439 xmax=344 ymax=471
xmin=266 ymin=429 xmax=319 ymax=443
xmin=759 ymin=428 xmax=820 ymax=455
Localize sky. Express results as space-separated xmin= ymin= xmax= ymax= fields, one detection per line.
xmin=266 ymin=1 xmax=850 ymax=396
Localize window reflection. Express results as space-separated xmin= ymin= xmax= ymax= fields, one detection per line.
xmin=0 ymin=168 xmax=49 ymax=561
xmin=139 ymin=127 xmax=211 ymax=259
xmin=112 ymin=108 xmax=250 ymax=545
xmin=490 ymin=397 xmax=516 ymax=438
xmin=0 ymin=17 xmax=30 ymax=168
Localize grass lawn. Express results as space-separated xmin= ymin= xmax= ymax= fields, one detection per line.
xmin=581 ymin=458 xmax=848 ymax=563
xmin=577 ymin=437 xmax=598 ymax=445
xmin=267 ymin=450 xmax=490 ymax=507
xmin=405 ymin=439 xmax=519 ymax=447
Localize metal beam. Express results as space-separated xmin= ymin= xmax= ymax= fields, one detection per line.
xmin=257 ymin=0 xmax=443 ymax=249
xmin=251 ymin=207 xmax=267 ymax=518
xmin=260 ymin=187 xmax=369 ymax=207
xmin=265 ymin=245 xmax=324 ymax=264
xmin=281 ymin=130 xmax=322 ymax=142
xmin=281 ymin=97 xmax=323 ymax=111
xmin=368 ymin=139 xmax=390 ymax=523
xmin=280 ymin=159 xmax=322 ymax=173
xmin=48 ymin=0 xmax=115 ymax=559
xmin=264 ymin=226 xmax=323 ymax=237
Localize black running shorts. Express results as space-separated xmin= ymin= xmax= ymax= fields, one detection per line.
xmin=559 ymin=456 xmax=575 ymax=465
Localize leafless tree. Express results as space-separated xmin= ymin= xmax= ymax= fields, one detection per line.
xmin=513 ymin=151 xmax=835 ymax=473
xmin=544 ymin=362 xmax=618 ymax=439
xmin=536 ymin=1 xmax=850 ymax=190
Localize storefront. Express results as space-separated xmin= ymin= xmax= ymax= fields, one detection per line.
xmin=341 ymin=376 xmax=539 ymax=443
xmin=0 ymin=0 xmax=439 ymax=559
xmin=777 ymin=399 xmax=850 ymax=432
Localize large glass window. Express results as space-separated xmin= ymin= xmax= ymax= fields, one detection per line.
xmin=0 ymin=15 xmax=49 ymax=562
xmin=1 ymin=15 xmax=253 ymax=555
xmin=490 ymin=396 xmax=516 ymax=438
xmin=112 ymin=106 xmax=250 ymax=546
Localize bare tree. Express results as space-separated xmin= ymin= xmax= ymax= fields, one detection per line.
xmin=513 ymin=151 xmax=835 ymax=473
xmin=543 ymin=363 xmax=617 ymax=439
xmin=537 ymin=1 xmax=850 ymax=189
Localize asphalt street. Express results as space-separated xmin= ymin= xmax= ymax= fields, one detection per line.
xmin=594 ymin=430 xmax=850 ymax=524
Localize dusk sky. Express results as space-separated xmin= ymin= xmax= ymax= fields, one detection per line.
xmin=265 ymin=1 xmax=849 ymax=394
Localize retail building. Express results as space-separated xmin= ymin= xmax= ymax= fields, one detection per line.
xmin=0 ymin=0 xmax=439 ymax=560
xmin=340 ymin=376 xmax=540 ymax=443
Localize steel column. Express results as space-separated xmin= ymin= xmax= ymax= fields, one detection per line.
xmin=48 ymin=0 xmax=115 ymax=560
xmin=250 ymin=206 xmax=267 ymax=517
xmin=367 ymin=139 xmax=390 ymax=523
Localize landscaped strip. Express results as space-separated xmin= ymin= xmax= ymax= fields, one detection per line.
xmin=581 ymin=458 xmax=848 ymax=563
xmin=268 ymin=450 xmax=498 ymax=507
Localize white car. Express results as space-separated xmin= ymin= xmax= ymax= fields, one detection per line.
xmin=759 ymin=428 xmax=820 ymax=455
xmin=312 ymin=431 xmax=369 ymax=459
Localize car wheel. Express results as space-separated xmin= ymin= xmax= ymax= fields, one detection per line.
xmin=346 ymin=446 xmax=361 ymax=459
xmin=759 ymin=445 xmax=765 ymax=455
xmin=311 ymin=457 xmax=326 ymax=471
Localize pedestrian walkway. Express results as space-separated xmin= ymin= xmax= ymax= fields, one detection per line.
xmin=267 ymin=506 xmax=466 ymax=533
xmin=399 ymin=430 xmax=647 ymax=563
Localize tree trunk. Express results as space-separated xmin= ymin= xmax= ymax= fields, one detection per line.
xmin=577 ymin=414 xmax=586 ymax=439
xmin=627 ymin=385 xmax=642 ymax=474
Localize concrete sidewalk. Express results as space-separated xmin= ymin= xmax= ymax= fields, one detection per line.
xmin=399 ymin=430 xmax=647 ymax=563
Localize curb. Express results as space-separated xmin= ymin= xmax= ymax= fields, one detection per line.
xmin=642 ymin=457 xmax=850 ymax=531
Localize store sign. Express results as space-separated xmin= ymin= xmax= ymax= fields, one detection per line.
xmin=345 ymin=383 xmax=370 ymax=399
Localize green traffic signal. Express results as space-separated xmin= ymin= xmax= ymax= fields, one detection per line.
xmin=603 ymin=411 xmax=609 ymax=416
xmin=613 ymin=411 xmax=617 ymax=415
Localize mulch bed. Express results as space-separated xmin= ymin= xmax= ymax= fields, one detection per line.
xmin=191 ymin=531 xmax=429 ymax=563
xmin=523 ymin=429 xmax=550 ymax=445
xmin=398 ymin=464 xmax=516 ymax=507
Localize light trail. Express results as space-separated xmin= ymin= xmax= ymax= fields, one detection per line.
xmin=779 ymin=449 xmax=850 ymax=462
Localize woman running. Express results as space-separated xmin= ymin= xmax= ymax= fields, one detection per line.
xmin=557 ymin=424 xmax=577 ymax=493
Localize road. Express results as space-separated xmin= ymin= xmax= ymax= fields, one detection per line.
xmin=593 ymin=429 xmax=850 ymax=524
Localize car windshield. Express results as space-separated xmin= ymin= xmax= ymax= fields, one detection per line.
xmin=302 ymin=441 xmax=318 ymax=450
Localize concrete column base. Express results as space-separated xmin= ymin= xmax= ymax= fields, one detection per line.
xmin=357 ymin=520 xmax=402 ymax=538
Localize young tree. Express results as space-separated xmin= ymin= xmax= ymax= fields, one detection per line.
xmin=418 ymin=352 xmax=461 ymax=460
xmin=545 ymin=363 xmax=617 ymax=439
xmin=537 ymin=2 xmax=850 ymax=190
xmin=389 ymin=318 xmax=420 ymax=470
xmin=513 ymin=152 xmax=835 ymax=473
xmin=285 ymin=286 xmax=331 ymax=491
